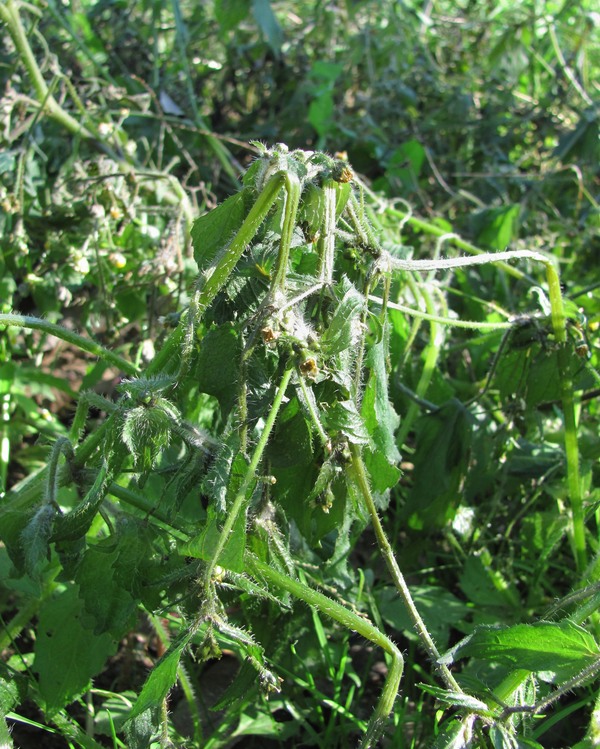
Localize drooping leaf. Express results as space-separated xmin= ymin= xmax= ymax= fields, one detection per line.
xmin=34 ymin=585 xmax=117 ymax=715
xmin=446 ymin=621 xmax=600 ymax=683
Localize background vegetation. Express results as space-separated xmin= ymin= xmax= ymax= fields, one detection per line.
xmin=1 ymin=1 xmax=599 ymax=748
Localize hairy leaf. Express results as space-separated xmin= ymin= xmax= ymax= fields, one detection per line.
xmin=128 ymin=629 xmax=194 ymax=720
xmin=191 ymin=189 xmax=251 ymax=272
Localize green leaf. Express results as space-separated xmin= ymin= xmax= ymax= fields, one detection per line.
xmin=34 ymin=585 xmax=117 ymax=715
xmin=215 ymin=0 xmax=249 ymax=33
xmin=361 ymin=322 xmax=401 ymax=495
xmin=20 ymin=504 xmax=55 ymax=579
xmin=181 ymin=452 xmax=250 ymax=572
xmin=385 ymin=139 xmax=426 ymax=191
xmin=191 ymin=189 xmax=251 ymax=271
xmin=251 ymin=0 xmax=283 ymax=56
xmin=403 ymin=400 xmax=472 ymax=529
xmin=419 ymin=685 xmax=490 ymax=712
xmin=122 ymin=405 xmax=172 ymax=472
xmin=0 ymin=661 xmax=27 ymax=722
xmin=325 ymin=399 xmax=370 ymax=445
xmin=320 ymin=280 xmax=365 ymax=358
xmin=376 ymin=585 xmax=468 ymax=649
xmin=75 ymin=542 xmax=137 ymax=639
xmin=267 ymin=397 xmax=313 ymax=468
xmin=430 ymin=718 xmax=473 ymax=749
xmin=124 ymin=708 xmax=157 ymax=749
xmin=195 ymin=323 xmax=241 ymax=417
xmin=476 ymin=204 xmax=520 ymax=250
xmin=459 ymin=552 xmax=520 ymax=618
xmin=447 ymin=621 xmax=600 ymax=683
xmin=127 ymin=629 xmax=193 ymax=720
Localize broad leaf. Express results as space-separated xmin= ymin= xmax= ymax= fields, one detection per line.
xmin=195 ymin=323 xmax=241 ymax=417
xmin=34 ymin=585 xmax=117 ymax=714
xmin=75 ymin=542 xmax=137 ymax=639
xmin=447 ymin=621 xmax=600 ymax=683
xmin=403 ymin=400 xmax=473 ymax=529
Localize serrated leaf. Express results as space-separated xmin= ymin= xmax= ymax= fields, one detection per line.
xmin=34 ymin=585 xmax=117 ymax=714
xmin=449 ymin=621 xmax=600 ymax=682
xmin=320 ymin=281 xmax=365 ymax=357
xmin=191 ymin=189 xmax=250 ymax=272
xmin=325 ymin=399 xmax=370 ymax=445
xmin=128 ymin=629 xmax=193 ymax=720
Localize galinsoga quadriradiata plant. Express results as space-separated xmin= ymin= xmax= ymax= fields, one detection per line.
xmin=1 ymin=143 xmax=596 ymax=748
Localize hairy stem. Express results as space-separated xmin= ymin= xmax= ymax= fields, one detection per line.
xmin=347 ymin=443 xmax=463 ymax=693
xmin=246 ymin=554 xmax=404 ymax=749
xmin=202 ymin=365 xmax=294 ymax=588
xmin=0 ymin=314 xmax=139 ymax=376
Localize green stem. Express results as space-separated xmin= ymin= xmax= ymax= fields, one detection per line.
xmin=0 ymin=0 xmax=95 ymax=139
xmin=347 ymin=443 xmax=463 ymax=694
xmin=44 ymin=437 xmax=74 ymax=507
xmin=395 ymin=283 xmax=444 ymax=448
xmin=246 ymin=554 xmax=403 ymax=749
xmin=368 ymin=295 xmax=514 ymax=330
xmin=545 ymin=263 xmax=586 ymax=570
xmin=317 ymin=179 xmax=338 ymax=284
xmin=271 ymin=172 xmax=301 ymax=294
xmin=361 ymin=185 xmax=534 ymax=283
xmin=0 ymin=314 xmax=139 ymax=377
xmin=202 ymin=365 xmax=294 ymax=588
xmin=196 ymin=172 xmax=287 ymax=317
